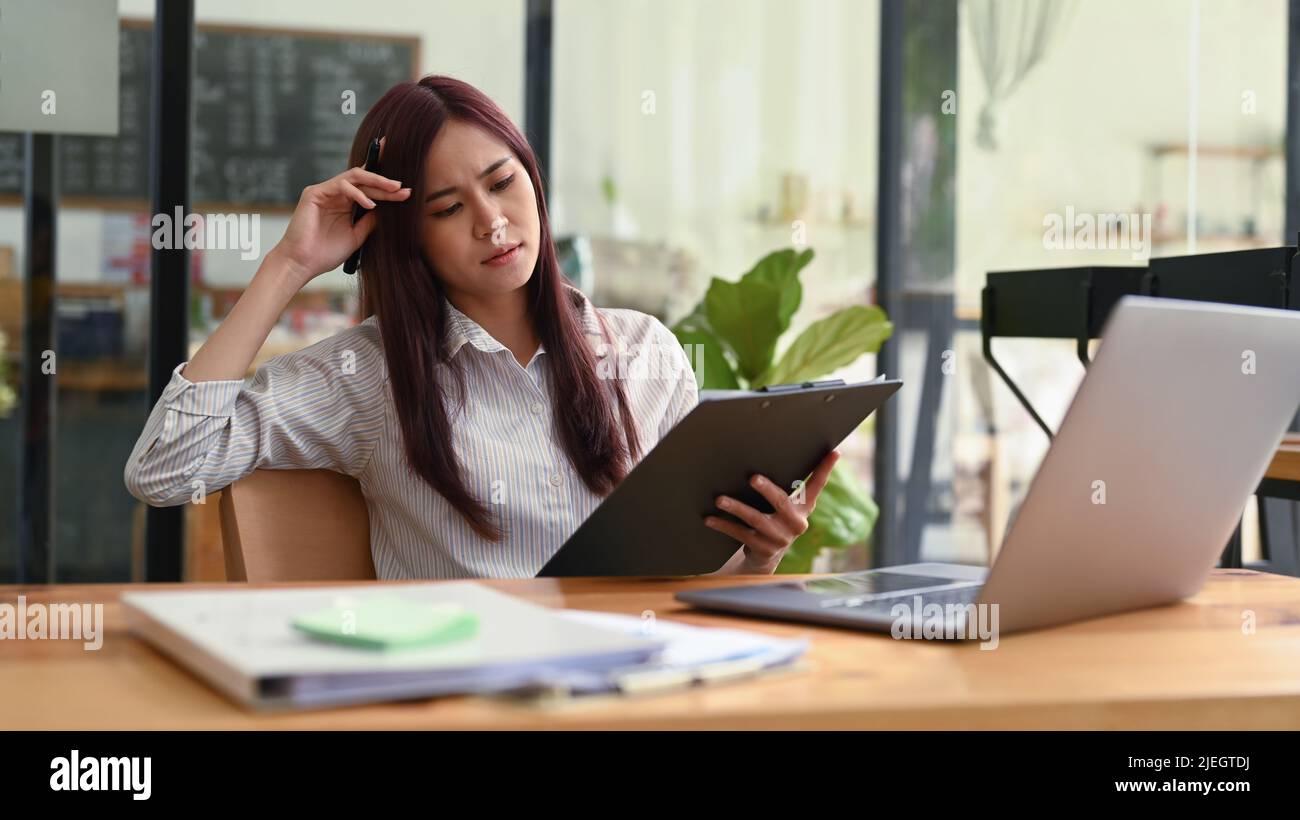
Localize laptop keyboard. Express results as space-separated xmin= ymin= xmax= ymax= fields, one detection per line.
xmin=817 ymin=584 xmax=983 ymax=613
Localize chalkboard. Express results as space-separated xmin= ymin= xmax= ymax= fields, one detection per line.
xmin=0 ymin=20 xmax=418 ymax=209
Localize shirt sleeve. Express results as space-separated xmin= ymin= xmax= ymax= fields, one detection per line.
xmin=657 ymin=322 xmax=700 ymax=441
xmin=123 ymin=327 xmax=388 ymax=507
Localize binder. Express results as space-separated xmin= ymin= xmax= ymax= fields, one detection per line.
xmin=122 ymin=583 xmax=664 ymax=710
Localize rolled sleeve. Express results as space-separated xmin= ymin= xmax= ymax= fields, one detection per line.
xmin=159 ymin=361 xmax=244 ymax=414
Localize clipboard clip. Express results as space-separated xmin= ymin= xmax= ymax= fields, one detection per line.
xmin=757 ymin=379 xmax=845 ymax=394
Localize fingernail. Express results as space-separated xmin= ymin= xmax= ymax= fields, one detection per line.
xmin=751 ymin=476 xmax=763 ymax=488
xmin=716 ymin=497 xmax=729 ymax=508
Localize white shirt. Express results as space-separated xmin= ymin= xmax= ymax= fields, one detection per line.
xmin=124 ymin=290 xmax=700 ymax=579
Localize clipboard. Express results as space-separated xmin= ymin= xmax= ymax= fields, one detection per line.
xmin=536 ymin=376 xmax=903 ymax=577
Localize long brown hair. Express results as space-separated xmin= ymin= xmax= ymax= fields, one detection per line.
xmin=348 ymin=75 xmax=641 ymax=541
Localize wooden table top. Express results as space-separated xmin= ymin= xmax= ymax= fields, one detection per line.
xmin=1266 ymin=433 xmax=1300 ymax=483
xmin=4 ymin=569 xmax=1300 ymax=729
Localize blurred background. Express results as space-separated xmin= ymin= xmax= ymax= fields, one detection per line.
xmin=0 ymin=0 xmax=1292 ymax=582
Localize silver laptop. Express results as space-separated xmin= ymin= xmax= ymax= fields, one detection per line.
xmin=676 ymin=296 xmax=1300 ymax=637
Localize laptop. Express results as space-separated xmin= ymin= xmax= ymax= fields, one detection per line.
xmin=676 ymin=296 xmax=1300 ymax=637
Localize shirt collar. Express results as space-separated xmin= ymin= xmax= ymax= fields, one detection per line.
xmin=442 ymin=287 xmax=604 ymax=360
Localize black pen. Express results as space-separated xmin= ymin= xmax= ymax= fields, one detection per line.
xmin=343 ymin=136 xmax=382 ymax=275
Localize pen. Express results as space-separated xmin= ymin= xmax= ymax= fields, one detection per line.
xmin=343 ymin=136 xmax=382 ymax=275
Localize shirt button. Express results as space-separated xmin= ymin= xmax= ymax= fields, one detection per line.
xmin=530 ymin=401 xmax=544 ymax=415
xmin=549 ymin=473 xmax=562 ymax=487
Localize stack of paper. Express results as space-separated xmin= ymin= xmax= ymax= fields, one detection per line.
xmin=123 ymin=582 xmax=810 ymax=711
xmin=534 ymin=609 xmax=809 ymax=697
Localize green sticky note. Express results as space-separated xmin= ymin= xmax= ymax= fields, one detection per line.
xmin=292 ymin=595 xmax=479 ymax=651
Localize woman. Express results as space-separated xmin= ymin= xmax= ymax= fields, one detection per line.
xmin=124 ymin=75 xmax=838 ymax=580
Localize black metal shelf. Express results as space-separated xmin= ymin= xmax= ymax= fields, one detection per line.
xmin=982 ymin=248 xmax=1297 ymax=439
xmin=981 ymin=265 xmax=1147 ymax=438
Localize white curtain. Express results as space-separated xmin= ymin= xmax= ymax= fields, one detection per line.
xmin=967 ymin=0 xmax=1079 ymax=150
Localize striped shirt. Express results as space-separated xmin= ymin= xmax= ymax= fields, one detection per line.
xmin=124 ymin=290 xmax=700 ymax=579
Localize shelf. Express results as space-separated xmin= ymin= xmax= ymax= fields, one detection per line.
xmin=747 ymin=216 xmax=874 ymax=231
xmin=1150 ymin=232 xmax=1276 ymax=246
xmin=1148 ymin=143 xmax=1283 ymax=160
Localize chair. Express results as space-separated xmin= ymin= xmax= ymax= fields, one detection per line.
xmin=218 ymin=469 xmax=376 ymax=582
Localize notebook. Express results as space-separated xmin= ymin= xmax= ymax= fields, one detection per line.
xmin=122 ymin=582 xmax=663 ymax=710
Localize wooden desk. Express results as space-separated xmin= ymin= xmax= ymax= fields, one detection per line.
xmin=4 ymin=569 xmax=1300 ymax=729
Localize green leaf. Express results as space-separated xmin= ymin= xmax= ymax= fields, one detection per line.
xmin=670 ymin=309 xmax=741 ymax=390
xmin=703 ymin=249 xmax=812 ymax=382
xmin=755 ymin=305 xmax=893 ymax=387
xmin=777 ymin=462 xmax=878 ymax=574
xmin=746 ymin=247 xmax=811 ymax=330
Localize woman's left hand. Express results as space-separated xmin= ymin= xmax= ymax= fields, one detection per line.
xmin=705 ymin=450 xmax=840 ymax=574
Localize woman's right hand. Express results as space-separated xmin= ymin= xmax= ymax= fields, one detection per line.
xmin=269 ymin=142 xmax=411 ymax=287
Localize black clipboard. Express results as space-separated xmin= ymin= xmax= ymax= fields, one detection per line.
xmin=536 ymin=377 xmax=903 ymax=577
